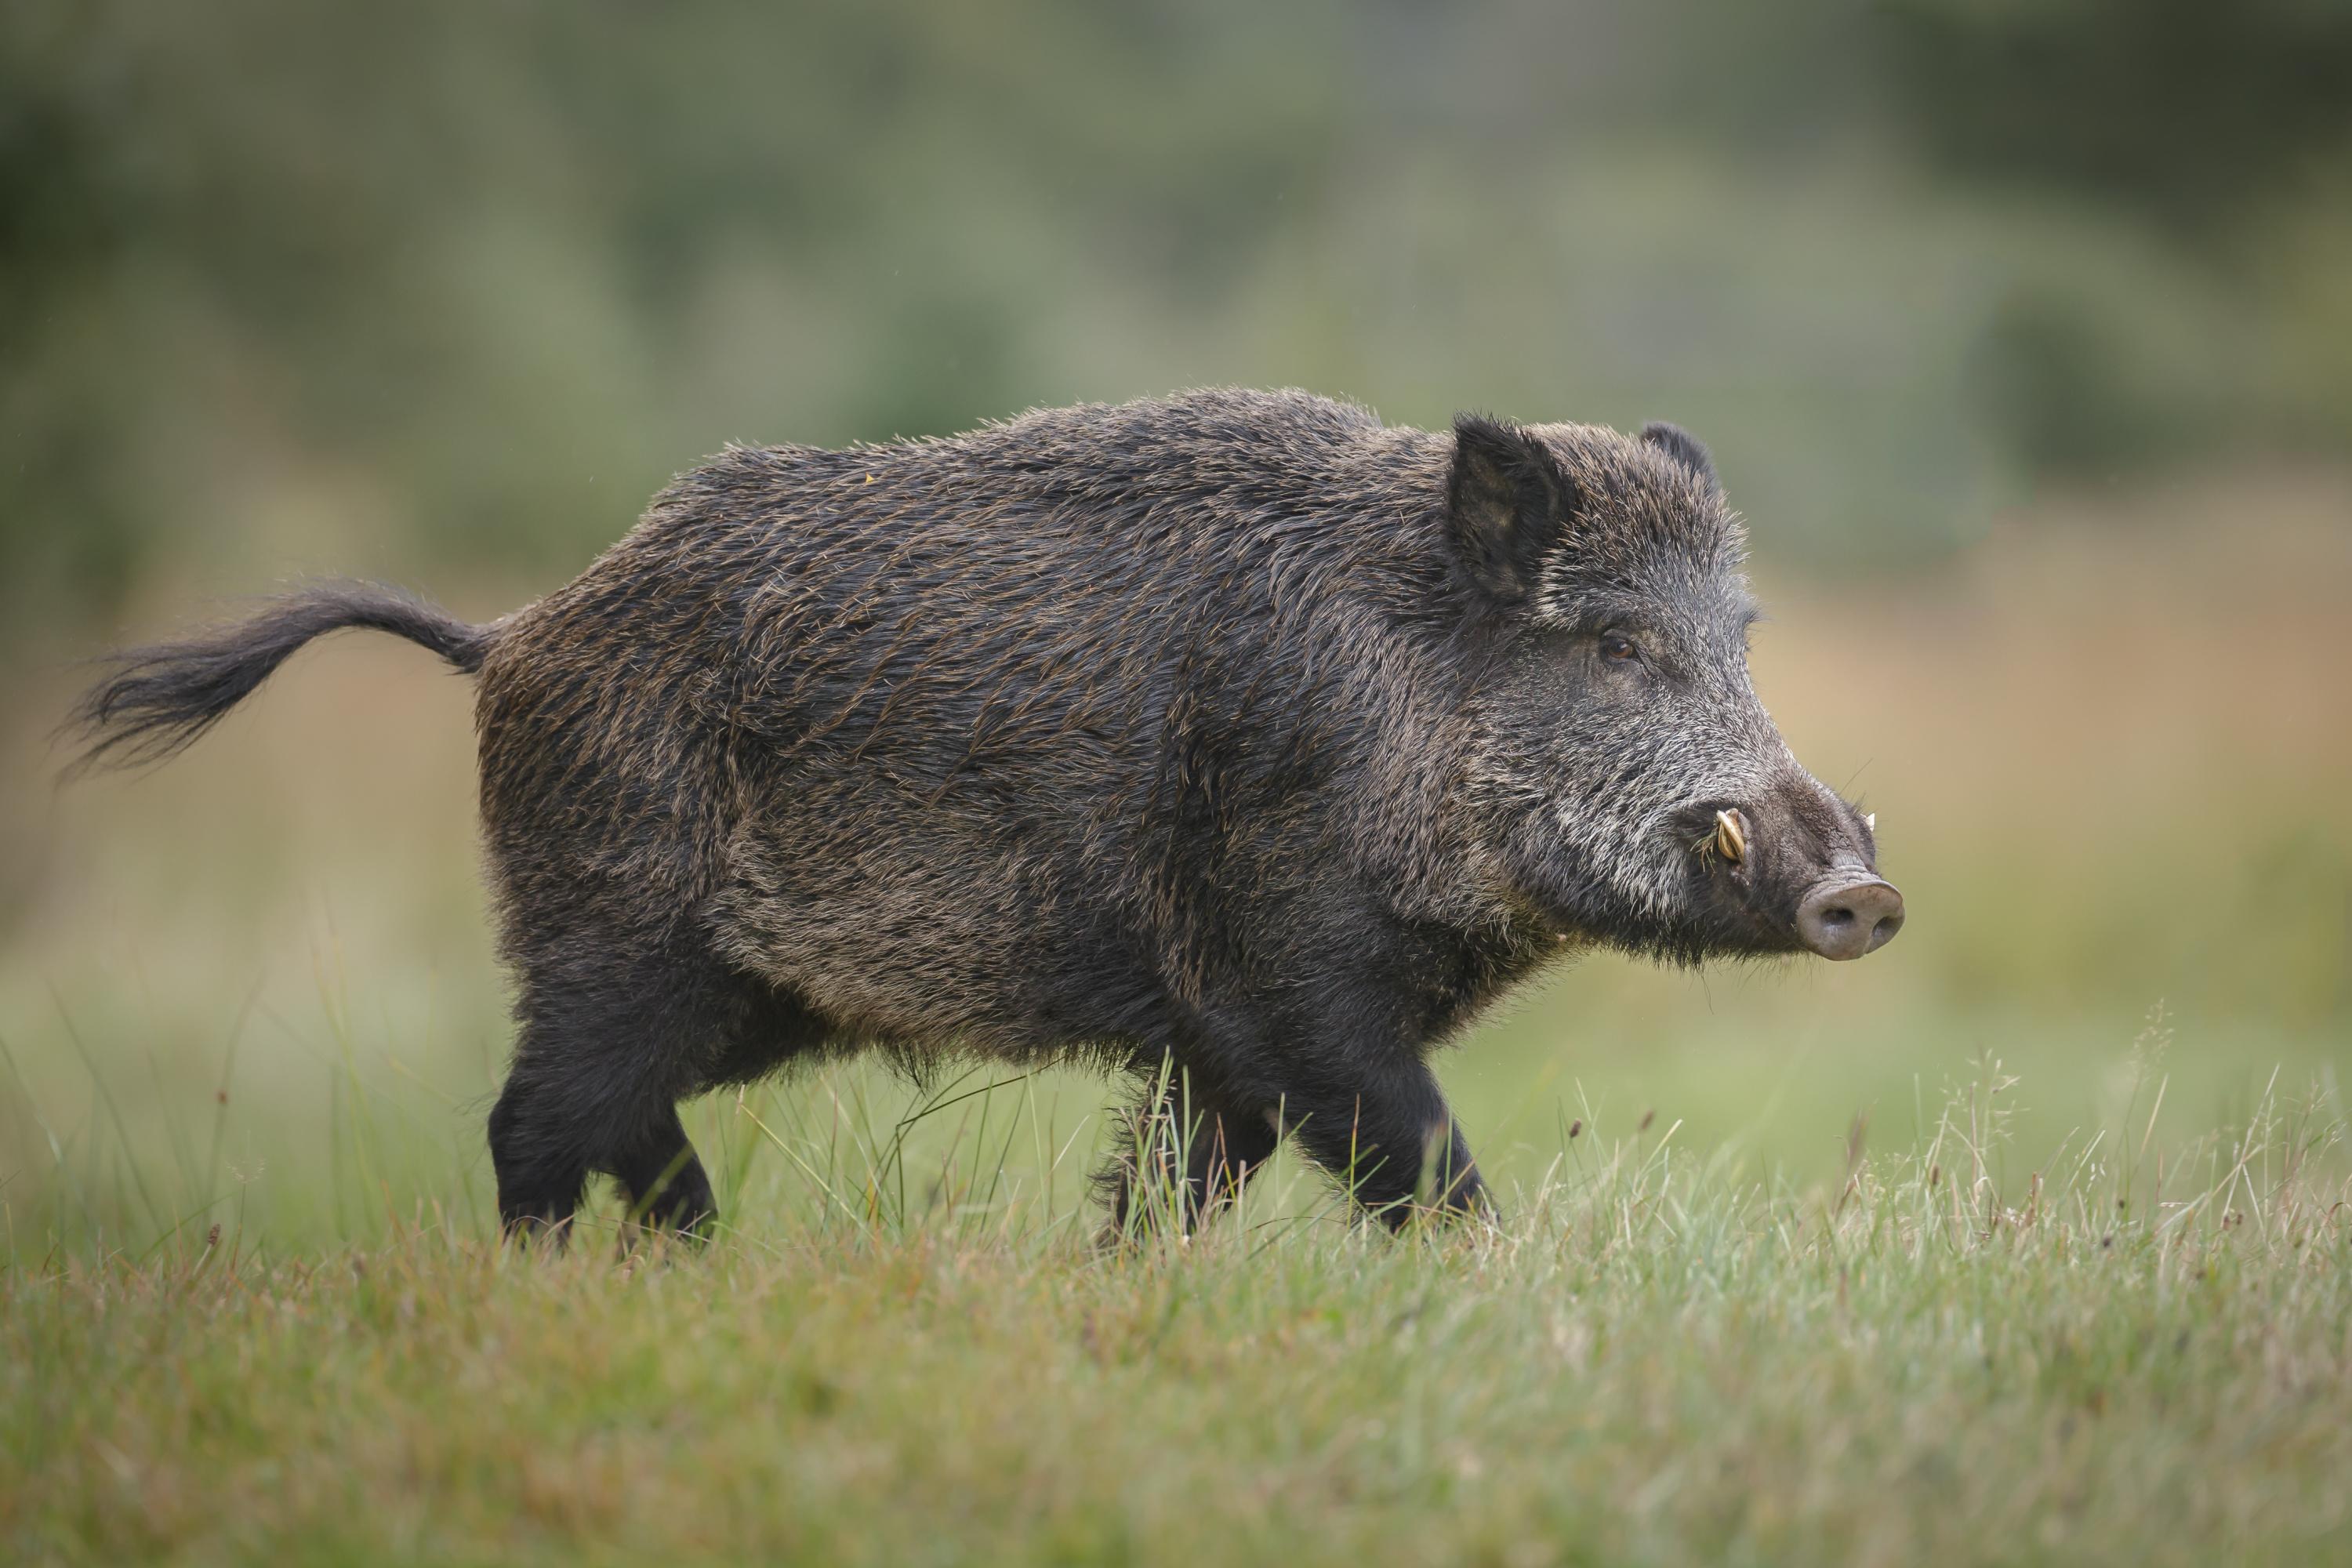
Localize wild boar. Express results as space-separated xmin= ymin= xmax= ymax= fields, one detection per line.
xmin=71 ymin=389 xmax=1903 ymax=1240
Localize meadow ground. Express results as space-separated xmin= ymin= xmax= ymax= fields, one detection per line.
xmin=6 ymin=1071 xmax=2350 ymax=1568
xmin=3 ymin=478 xmax=2349 ymax=1564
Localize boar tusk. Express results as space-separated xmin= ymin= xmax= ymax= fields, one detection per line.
xmin=1864 ymin=812 xmax=1876 ymax=832
xmin=1713 ymin=808 xmax=1748 ymax=865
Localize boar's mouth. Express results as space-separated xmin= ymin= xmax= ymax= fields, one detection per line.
xmin=1669 ymin=798 xmax=1905 ymax=961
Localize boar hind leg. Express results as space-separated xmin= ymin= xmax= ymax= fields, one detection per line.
xmin=487 ymin=1048 xmax=596 ymax=1243
xmin=1282 ymin=1056 xmax=1488 ymax=1228
xmin=612 ymin=1105 xmax=717 ymax=1236
xmin=492 ymin=1046 xmax=711 ymax=1243
xmin=488 ymin=931 xmax=751 ymax=1243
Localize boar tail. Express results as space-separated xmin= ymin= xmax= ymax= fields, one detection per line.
xmin=63 ymin=581 xmax=491 ymax=775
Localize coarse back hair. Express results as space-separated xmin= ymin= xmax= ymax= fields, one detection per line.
xmin=475 ymin=390 xmax=1519 ymax=1018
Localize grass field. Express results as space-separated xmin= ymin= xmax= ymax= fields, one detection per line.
xmin=6 ymin=1063 xmax=2349 ymax=1566
xmin=4 ymin=479 xmax=2350 ymax=1563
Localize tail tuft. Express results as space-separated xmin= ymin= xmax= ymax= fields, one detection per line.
xmin=64 ymin=581 xmax=488 ymax=776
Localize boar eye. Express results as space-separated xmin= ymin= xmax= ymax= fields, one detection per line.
xmin=1598 ymin=632 xmax=1641 ymax=664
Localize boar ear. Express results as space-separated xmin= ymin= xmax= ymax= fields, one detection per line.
xmin=1447 ymin=414 xmax=1577 ymax=604
xmin=1639 ymin=421 xmax=1716 ymax=490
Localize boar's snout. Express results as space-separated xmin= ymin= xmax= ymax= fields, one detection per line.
xmin=1676 ymin=780 xmax=1906 ymax=960
xmin=1795 ymin=875 xmax=1904 ymax=960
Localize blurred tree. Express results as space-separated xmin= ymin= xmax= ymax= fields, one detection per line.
xmin=1875 ymin=0 xmax=2352 ymax=469
xmin=2 ymin=0 xmax=2345 ymax=662
xmin=1878 ymin=0 xmax=2352 ymax=234
xmin=2 ymin=5 xmax=149 ymax=626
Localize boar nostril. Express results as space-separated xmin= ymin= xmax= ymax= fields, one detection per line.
xmin=1796 ymin=877 xmax=1904 ymax=961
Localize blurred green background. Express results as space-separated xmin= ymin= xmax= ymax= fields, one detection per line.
xmin=4 ymin=0 xmax=2348 ymax=1247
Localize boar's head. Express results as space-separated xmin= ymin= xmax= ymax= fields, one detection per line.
xmin=1446 ymin=414 xmax=1903 ymax=966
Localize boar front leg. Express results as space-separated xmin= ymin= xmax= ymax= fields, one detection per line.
xmin=1276 ymin=1053 xmax=1489 ymax=1227
xmin=1102 ymin=1070 xmax=1281 ymax=1239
